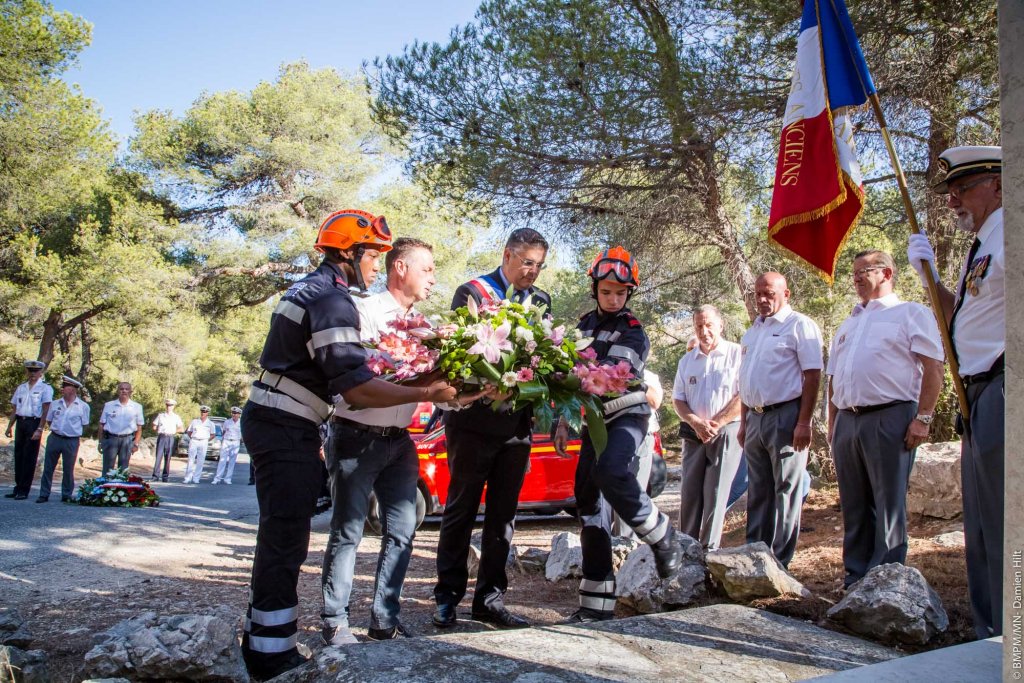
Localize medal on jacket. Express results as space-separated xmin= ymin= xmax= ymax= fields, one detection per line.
xmin=965 ymin=254 xmax=990 ymax=297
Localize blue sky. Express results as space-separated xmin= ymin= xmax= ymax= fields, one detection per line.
xmin=52 ymin=0 xmax=482 ymax=144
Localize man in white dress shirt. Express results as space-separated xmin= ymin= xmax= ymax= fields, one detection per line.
xmin=673 ymin=305 xmax=743 ymax=549
xmin=827 ymin=250 xmax=943 ymax=588
xmin=99 ymin=382 xmax=144 ymax=474
xmin=37 ymin=376 xmax=90 ymax=503
xmin=213 ymin=407 xmax=243 ymax=484
xmin=152 ymin=399 xmax=184 ymax=482
xmin=321 ymin=237 xmax=439 ymax=644
xmin=738 ymin=272 xmax=823 ymax=567
xmin=5 ymin=360 xmax=53 ymax=500
xmin=183 ymin=406 xmax=214 ymax=484
xmin=907 ymin=145 xmax=1004 ymax=638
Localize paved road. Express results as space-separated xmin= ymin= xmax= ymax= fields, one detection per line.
xmin=0 ymin=453 xmax=264 ymax=601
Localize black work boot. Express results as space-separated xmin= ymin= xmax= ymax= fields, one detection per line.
xmin=651 ymin=527 xmax=682 ymax=578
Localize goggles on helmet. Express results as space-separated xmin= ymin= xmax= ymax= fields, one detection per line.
xmin=591 ymin=258 xmax=635 ymax=285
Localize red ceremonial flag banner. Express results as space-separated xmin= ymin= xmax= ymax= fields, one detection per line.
xmin=768 ymin=0 xmax=876 ymax=282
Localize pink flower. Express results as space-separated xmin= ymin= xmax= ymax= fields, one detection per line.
xmin=388 ymin=313 xmax=430 ymax=331
xmin=578 ymin=347 xmax=598 ymax=362
xmin=530 ymin=355 xmax=541 ymax=368
xmin=468 ymin=321 xmax=513 ymax=363
xmin=367 ymin=355 xmax=396 ymax=376
xmin=516 ymin=367 xmax=534 ymax=382
xmin=547 ymin=324 xmax=565 ymax=345
xmin=435 ymin=323 xmax=459 ymax=339
xmin=525 ymin=340 xmax=538 ymax=353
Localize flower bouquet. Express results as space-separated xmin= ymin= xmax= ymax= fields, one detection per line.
xmin=365 ymin=293 xmax=637 ymax=453
xmin=75 ymin=467 xmax=160 ymax=507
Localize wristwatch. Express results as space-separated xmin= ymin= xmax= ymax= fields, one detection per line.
xmin=914 ymin=413 xmax=934 ymax=425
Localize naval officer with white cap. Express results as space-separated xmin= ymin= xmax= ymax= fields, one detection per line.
xmin=37 ymin=375 xmax=89 ymax=503
xmin=5 ymin=360 xmax=53 ymax=500
xmin=907 ymin=145 xmax=1004 ymax=638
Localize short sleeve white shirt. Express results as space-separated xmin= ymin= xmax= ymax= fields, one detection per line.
xmin=643 ymin=369 xmax=664 ymax=433
xmin=672 ymin=340 xmax=742 ymax=422
xmin=187 ymin=418 xmax=214 ymax=441
xmin=738 ymin=305 xmax=823 ymax=408
xmin=47 ymin=397 xmax=90 ymax=437
xmin=11 ymin=380 xmax=54 ymax=418
xmin=221 ymin=418 xmax=242 ymax=442
xmin=99 ymin=400 xmax=145 ymax=435
xmin=827 ymin=294 xmax=944 ymax=409
xmin=334 ymin=290 xmax=420 ymax=428
xmin=953 ymin=208 xmax=1004 ymax=376
xmin=153 ymin=411 xmax=184 ymax=436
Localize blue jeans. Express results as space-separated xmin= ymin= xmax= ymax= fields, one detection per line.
xmin=321 ymin=424 xmax=419 ymax=630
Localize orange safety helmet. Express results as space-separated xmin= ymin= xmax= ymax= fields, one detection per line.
xmin=314 ymin=209 xmax=393 ymax=254
xmin=588 ymin=246 xmax=640 ymax=289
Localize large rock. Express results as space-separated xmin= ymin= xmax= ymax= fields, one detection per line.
xmin=82 ymin=608 xmax=248 ymax=682
xmin=706 ymin=542 xmax=810 ymax=602
xmin=467 ymin=535 xmax=518 ymax=577
xmin=0 ymin=609 xmax=32 ymax=649
xmin=611 ymin=537 xmax=640 ymax=573
xmin=0 ymin=646 xmax=49 ymax=683
xmin=704 ymin=540 xmax=806 ymax=602
xmin=907 ymin=441 xmax=962 ymax=519
xmin=545 ymin=532 xmax=583 ymax=582
xmin=269 ymin=604 xmax=900 ymax=682
xmin=515 ymin=547 xmax=549 ymax=575
xmin=615 ymin=534 xmax=706 ymax=613
xmin=826 ymin=563 xmax=949 ymax=645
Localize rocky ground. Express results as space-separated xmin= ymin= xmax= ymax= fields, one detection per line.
xmin=0 ymin=438 xmax=974 ymax=682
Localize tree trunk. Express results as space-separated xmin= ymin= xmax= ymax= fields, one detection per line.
xmin=78 ymin=322 xmax=93 ymax=385
xmin=38 ymin=309 xmax=63 ymax=366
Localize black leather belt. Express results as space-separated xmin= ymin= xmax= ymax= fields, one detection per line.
xmin=962 ymin=355 xmax=1004 ymax=387
xmin=331 ymin=416 xmax=408 ymax=438
xmin=16 ymin=415 xmax=40 ymax=421
xmin=749 ymin=398 xmax=800 ymax=414
xmin=842 ymin=400 xmax=912 ymax=415
xmin=103 ymin=430 xmax=133 ymax=439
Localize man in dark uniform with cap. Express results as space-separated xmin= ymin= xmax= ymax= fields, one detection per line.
xmin=907 ymin=145 xmax=1004 ymax=638
xmin=37 ymin=375 xmax=89 ymax=503
xmin=240 ymin=208 xmax=457 ymax=681
xmin=5 ymin=360 xmax=53 ymax=500
xmin=432 ymin=228 xmax=552 ymax=631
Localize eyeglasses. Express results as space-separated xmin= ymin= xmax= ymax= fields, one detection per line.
xmin=852 ymin=266 xmax=886 ymax=278
xmin=948 ymin=176 xmax=994 ymax=200
xmin=514 ymin=253 xmax=546 ymax=271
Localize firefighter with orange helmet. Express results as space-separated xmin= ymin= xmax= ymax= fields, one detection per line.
xmin=554 ymin=246 xmax=682 ymax=622
xmin=240 ymin=209 xmax=457 ymax=680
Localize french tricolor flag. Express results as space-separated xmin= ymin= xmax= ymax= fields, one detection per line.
xmin=768 ymin=0 xmax=875 ymax=282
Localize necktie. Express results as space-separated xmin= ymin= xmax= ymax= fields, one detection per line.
xmin=949 ymin=237 xmax=981 ymax=340
xmin=513 ymin=290 xmax=527 ymax=303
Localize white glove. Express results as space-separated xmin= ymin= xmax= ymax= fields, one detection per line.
xmin=907 ymin=233 xmax=939 ymax=284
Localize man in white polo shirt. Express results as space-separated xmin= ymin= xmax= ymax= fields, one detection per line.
xmin=213 ymin=407 xmax=243 ymax=485
xmin=99 ymin=382 xmax=144 ymax=474
xmin=5 ymin=360 xmax=53 ymax=500
xmin=738 ymin=272 xmax=823 ymax=567
xmin=672 ymin=304 xmax=743 ymax=550
xmin=183 ymin=406 xmax=214 ymax=484
xmin=828 ymin=250 xmax=943 ymax=589
xmin=37 ymin=375 xmax=90 ymax=503
xmin=152 ymin=399 xmax=184 ymax=482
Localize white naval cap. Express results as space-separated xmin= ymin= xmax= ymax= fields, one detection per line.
xmin=199 ymin=405 xmax=211 ymax=412
xmin=165 ymin=398 xmax=177 ymax=406
xmin=61 ymin=375 xmax=83 ymax=389
xmin=230 ymin=406 xmax=242 ymax=414
xmin=23 ymin=360 xmax=46 ymax=370
xmin=934 ymin=145 xmax=1002 ymax=193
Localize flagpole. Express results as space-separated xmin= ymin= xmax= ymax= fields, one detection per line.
xmin=867 ymin=93 xmax=970 ymax=418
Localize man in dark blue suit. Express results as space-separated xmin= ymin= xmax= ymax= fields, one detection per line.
xmin=432 ymin=228 xmax=552 ymax=630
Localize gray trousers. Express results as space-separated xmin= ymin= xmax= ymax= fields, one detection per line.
xmin=39 ymin=434 xmax=80 ymax=499
xmin=832 ymin=402 xmax=916 ymax=587
xmin=101 ymin=433 xmax=134 ymax=474
xmin=679 ymin=421 xmax=742 ymax=549
xmin=962 ymin=373 xmax=1004 ymax=638
xmin=743 ymin=400 xmax=807 ymax=567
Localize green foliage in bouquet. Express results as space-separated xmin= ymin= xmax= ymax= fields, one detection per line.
xmin=75 ymin=467 xmax=160 ymax=507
